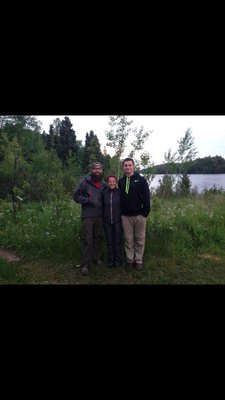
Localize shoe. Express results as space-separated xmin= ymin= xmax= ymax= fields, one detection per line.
xmin=125 ymin=262 xmax=133 ymax=272
xmin=134 ymin=263 xmax=143 ymax=271
xmin=93 ymin=260 xmax=104 ymax=267
xmin=81 ymin=266 xmax=89 ymax=275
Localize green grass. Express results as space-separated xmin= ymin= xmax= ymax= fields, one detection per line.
xmin=1 ymin=253 xmax=225 ymax=285
xmin=0 ymin=194 xmax=225 ymax=284
xmin=0 ymin=258 xmax=26 ymax=284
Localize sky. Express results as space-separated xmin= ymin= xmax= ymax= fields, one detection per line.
xmin=37 ymin=115 xmax=225 ymax=165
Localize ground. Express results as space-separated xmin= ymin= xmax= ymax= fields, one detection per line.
xmin=1 ymin=246 xmax=225 ymax=285
xmin=0 ymin=247 xmax=21 ymax=262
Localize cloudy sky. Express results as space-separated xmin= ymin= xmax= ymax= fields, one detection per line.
xmin=37 ymin=115 xmax=225 ymax=165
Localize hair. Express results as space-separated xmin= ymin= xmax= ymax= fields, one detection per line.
xmin=106 ymin=175 xmax=118 ymax=183
xmin=91 ymin=161 xmax=103 ymax=169
xmin=122 ymin=158 xmax=134 ymax=166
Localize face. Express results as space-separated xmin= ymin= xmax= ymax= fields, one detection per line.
xmin=91 ymin=165 xmax=103 ymax=179
xmin=123 ymin=161 xmax=135 ymax=176
xmin=107 ymin=177 xmax=117 ymax=189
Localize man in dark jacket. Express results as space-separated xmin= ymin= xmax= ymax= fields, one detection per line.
xmin=74 ymin=161 xmax=106 ymax=275
xmin=118 ymin=158 xmax=150 ymax=271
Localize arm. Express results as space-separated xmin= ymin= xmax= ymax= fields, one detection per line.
xmin=142 ymin=179 xmax=151 ymax=217
xmin=74 ymin=181 xmax=90 ymax=204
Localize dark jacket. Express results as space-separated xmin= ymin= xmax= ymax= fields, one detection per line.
xmin=74 ymin=176 xmax=106 ymax=218
xmin=102 ymin=187 xmax=121 ymax=224
xmin=118 ymin=172 xmax=150 ymax=217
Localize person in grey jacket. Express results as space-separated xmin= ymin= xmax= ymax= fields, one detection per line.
xmin=74 ymin=162 xmax=106 ymax=275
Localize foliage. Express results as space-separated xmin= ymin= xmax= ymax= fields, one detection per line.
xmin=106 ymin=116 xmax=154 ymax=180
xmin=155 ymin=156 xmax=225 ymax=174
xmin=0 ymin=116 xmax=224 ymax=205
xmin=175 ymin=128 xmax=198 ymax=196
xmin=82 ymin=130 xmax=104 ymax=174
xmin=155 ymin=175 xmax=175 ymax=197
xmin=0 ymin=116 xmax=105 ymax=201
xmin=188 ymin=155 xmax=225 ymax=174
xmin=176 ymin=128 xmax=198 ymax=173
xmin=106 ymin=116 xmax=133 ymax=178
xmin=1 ymin=195 xmax=225 ymax=284
xmin=0 ymin=115 xmax=42 ymax=132
xmin=138 ymin=151 xmax=155 ymax=184
xmin=163 ymin=149 xmax=178 ymax=174
xmin=156 ymin=128 xmax=198 ymax=197
xmin=175 ymin=173 xmax=192 ymax=196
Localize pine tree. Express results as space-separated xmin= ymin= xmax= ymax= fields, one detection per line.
xmin=56 ymin=117 xmax=77 ymax=165
xmin=82 ymin=130 xmax=103 ymax=174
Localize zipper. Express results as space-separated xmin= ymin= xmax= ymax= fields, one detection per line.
xmin=110 ymin=191 xmax=113 ymax=224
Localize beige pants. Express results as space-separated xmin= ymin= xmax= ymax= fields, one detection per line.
xmin=122 ymin=215 xmax=147 ymax=264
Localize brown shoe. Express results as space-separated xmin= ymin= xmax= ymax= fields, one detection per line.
xmin=134 ymin=263 xmax=143 ymax=271
xmin=125 ymin=262 xmax=133 ymax=272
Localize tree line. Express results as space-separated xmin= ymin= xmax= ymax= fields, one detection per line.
xmin=0 ymin=115 xmax=155 ymax=203
xmin=155 ymin=155 xmax=225 ymax=174
xmin=1 ymin=115 xmax=222 ymax=204
xmin=0 ymin=116 xmax=115 ymax=202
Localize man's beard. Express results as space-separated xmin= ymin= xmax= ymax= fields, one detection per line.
xmin=91 ymin=173 xmax=103 ymax=181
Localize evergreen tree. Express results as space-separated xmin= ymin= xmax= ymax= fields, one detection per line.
xmin=82 ymin=130 xmax=103 ymax=174
xmin=42 ymin=124 xmax=56 ymax=150
xmin=56 ymin=117 xmax=77 ymax=165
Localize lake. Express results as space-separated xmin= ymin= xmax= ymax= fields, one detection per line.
xmin=150 ymin=174 xmax=225 ymax=194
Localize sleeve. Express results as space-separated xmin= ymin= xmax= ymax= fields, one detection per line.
xmin=118 ymin=178 xmax=122 ymax=190
xmin=142 ymin=178 xmax=151 ymax=217
xmin=74 ymin=181 xmax=90 ymax=204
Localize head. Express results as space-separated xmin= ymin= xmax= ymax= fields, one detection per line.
xmin=90 ymin=161 xmax=103 ymax=181
xmin=122 ymin=158 xmax=135 ymax=177
xmin=106 ymin=175 xmax=117 ymax=190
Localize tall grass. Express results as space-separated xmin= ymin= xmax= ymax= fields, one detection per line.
xmin=0 ymin=200 xmax=82 ymax=262
xmin=0 ymin=194 xmax=225 ymax=264
xmin=146 ymin=194 xmax=225 ymax=259
xmin=0 ymin=258 xmax=26 ymax=284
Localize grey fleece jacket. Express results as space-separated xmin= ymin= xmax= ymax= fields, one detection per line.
xmin=74 ymin=176 xmax=106 ymax=218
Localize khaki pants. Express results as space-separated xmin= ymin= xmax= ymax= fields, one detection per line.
xmin=121 ymin=215 xmax=147 ymax=264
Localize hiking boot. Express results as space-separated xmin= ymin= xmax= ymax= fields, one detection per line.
xmin=134 ymin=263 xmax=143 ymax=271
xmin=125 ymin=262 xmax=133 ymax=272
xmin=81 ymin=266 xmax=89 ymax=275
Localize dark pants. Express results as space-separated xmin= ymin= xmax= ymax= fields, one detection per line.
xmin=104 ymin=221 xmax=122 ymax=266
xmin=81 ymin=217 xmax=103 ymax=267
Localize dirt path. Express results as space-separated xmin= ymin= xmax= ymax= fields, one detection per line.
xmin=0 ymin=247 xmax=21 ymax=262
